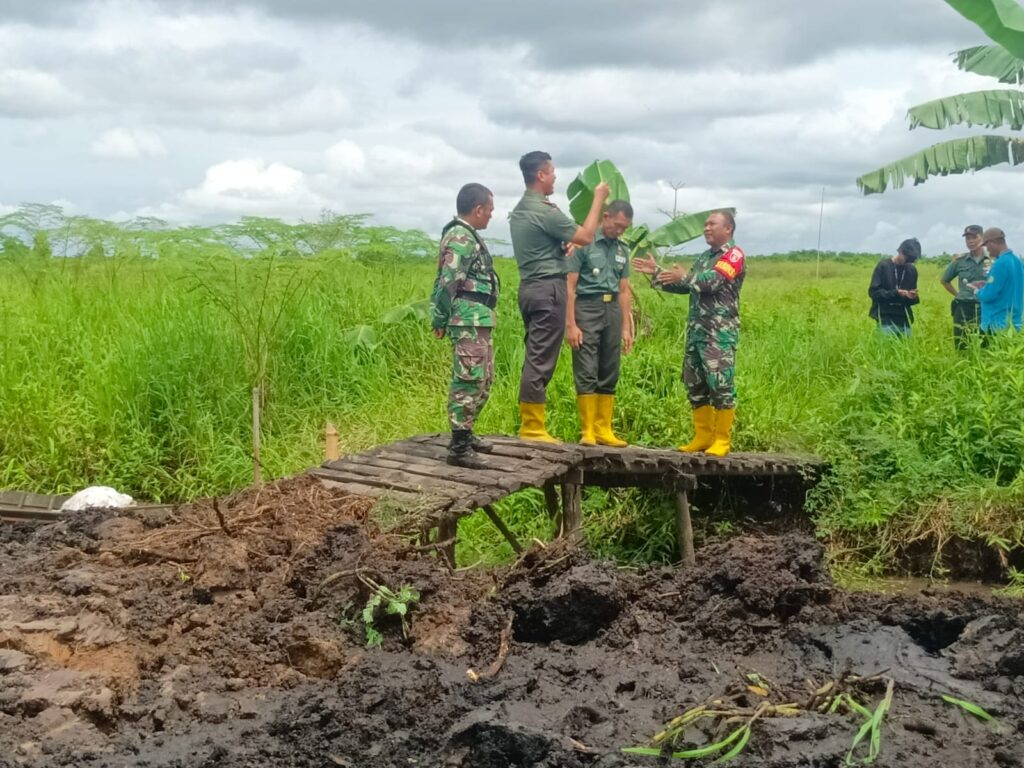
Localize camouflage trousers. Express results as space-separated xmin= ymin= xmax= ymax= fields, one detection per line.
xmin=448 ymin=326 xmax=494 ymax=431
xmin=682 ymin=326 xmax=738 ymax=410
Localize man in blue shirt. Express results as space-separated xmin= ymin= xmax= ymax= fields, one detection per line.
xmin=976 ymin=227 xmax=1023 ymax=333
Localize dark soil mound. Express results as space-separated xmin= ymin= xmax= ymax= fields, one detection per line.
xmin=0 ymin=480 xmax=1021 ymax=768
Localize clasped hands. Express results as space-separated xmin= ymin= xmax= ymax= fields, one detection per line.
xmin=631 ymin=253 xmax=686 ymax=285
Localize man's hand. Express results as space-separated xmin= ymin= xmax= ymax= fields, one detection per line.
xmin=432 ymin=328 xmax=446 ymax=339
xmin=566 ymin=324 xmax=583 ymax=349
xmin=563 ymin=242 xmax=577 ymax=258
xmin=631 ymin=253 xmax=658 ymax=275
xmin=656 ymin=265 xmax=687 ymax=285
xmin=594 ymin=181 xmax=611 ymax=203
xmin=622 ymin=330 xmax=634 ymax=355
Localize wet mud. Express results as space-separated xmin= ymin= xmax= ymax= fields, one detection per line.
xmin=0 ymin=476 xmax=1021 ymax=767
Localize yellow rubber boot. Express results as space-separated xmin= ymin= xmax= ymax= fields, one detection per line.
xmin=576 ymin=394 xmax=598 ymax=445
xmin=705 ymin=408 xmax=735 ymax=457
xmin=678 ymin=405 xmax=715 ymax=452
xmin=594 ymin=394 xmax=628 ymax=447
xmin=518 ymin=401 xmax=561 ymax=444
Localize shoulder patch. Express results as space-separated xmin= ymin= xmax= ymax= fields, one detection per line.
xmin=713 ymin=246 xmax=744 ymax=280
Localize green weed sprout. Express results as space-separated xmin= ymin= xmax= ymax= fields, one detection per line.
xmin=359 ymin=575 xmax=420 ymax=648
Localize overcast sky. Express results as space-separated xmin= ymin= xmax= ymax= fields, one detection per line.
xmin=0 ymin=0 xmax=1017 ymax=254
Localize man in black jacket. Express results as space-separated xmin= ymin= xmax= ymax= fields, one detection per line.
xmin=869 ymin=238 xmax=921 ymax=336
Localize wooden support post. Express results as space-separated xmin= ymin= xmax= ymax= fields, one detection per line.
xmin=252 ymin=386 xmax=262 ymax=487
xmin=543 ymin=482 xmax=561 ymax=535
xmin=436 ymin=517 xmax=458 ymax=568
xmin=482 ymin=504 xmax=523 ymax=554
xmin=560 ymin=483 xmax=582 ymax=544
xmin=324 ymin=421 xmax=340 ymax=461
xmin=675 ymin=490 xmax=695 ymax=567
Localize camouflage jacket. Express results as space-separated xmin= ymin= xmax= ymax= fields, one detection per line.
xmin=653 ymin=240 xmax=745 ymax=336
xmin=431 ymin=219 xmax=499 ymax=329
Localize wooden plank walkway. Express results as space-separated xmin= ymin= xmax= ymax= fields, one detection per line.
xmin=311 ymin=433 xmax=820 ymax=564
xmin=0 ymin=490 xmax=69 ymax=523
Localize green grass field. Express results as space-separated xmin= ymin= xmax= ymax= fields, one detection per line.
xmin=2 ymin=211 xmax=1023 ymax=581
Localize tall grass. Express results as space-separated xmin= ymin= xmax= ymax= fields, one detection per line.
xmin=2 ymin=210 xmax=1022 ymax=573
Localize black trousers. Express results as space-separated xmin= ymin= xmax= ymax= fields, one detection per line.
xmin=517 ymin=277 xmax=566 ymax=403
xmin=951 ymin=298 xmax=981 ymax=350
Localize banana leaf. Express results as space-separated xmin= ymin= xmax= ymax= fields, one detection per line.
xmin=648 ymin=208 xmax=737 ymax=248
xmin=909 ymin=89 xmax=1024 ymax=130
xmin=857 ymin=134 xmax=1024 ymax=193
xmin=567 ymin=160 xmax=630 ymax=225
xmin=946 ymin=0 xmax=1024 ymax=61
xmin=953 ymin=44 xmax=1024 ymax=84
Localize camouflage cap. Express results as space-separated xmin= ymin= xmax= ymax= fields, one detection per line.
xmin=981 ymin=227 xmax=1006 ymax=244
xmin=962 ymin=224 xmax=983 ymax=236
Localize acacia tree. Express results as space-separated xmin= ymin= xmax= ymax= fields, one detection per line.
xmin=858 ymin=0 xmax=1024 ymax=193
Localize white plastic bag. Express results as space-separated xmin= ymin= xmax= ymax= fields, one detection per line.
xmin=61 ymin=486 xmax=134 ymax=512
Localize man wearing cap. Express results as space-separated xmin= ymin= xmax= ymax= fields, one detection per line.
xmin=976 ymin=227 xmax=1024 ymax=334
xmin=941 ymin=225 xmax=990 ymax=349
xmin=565 ymin=200 xmax=634 ymax=447
xmin=869 ymin=238 xmax=921 ymax=336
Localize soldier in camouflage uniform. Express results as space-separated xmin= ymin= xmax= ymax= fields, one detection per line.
xmin=431 ymin=183 xmax=499 ymax=469
xmin=632 ymin=211 xmax=745 ymax=457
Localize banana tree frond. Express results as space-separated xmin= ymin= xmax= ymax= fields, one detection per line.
xmin=567 ymin=159 xmax=630 ymax=225
xmin=945 ymin=0 xmax=1024 ymax=61
xmin=648 ymin=207 xmax=737 ymax=248
xmin=857 ymin=135 xmax=1024 ymax=194
xmin=953 ymin=44 xmax=1024 ymax=84
xmin=909 ymin=89 xmax=1024 ymax=130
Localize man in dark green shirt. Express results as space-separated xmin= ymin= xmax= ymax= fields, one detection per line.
xmin=941 ymin=224 xmax=990 ymax=350
xmin=566 ymin=200 xmax=633 ymax=447
xmin=509 ymin=151 xmax=609 ymax=443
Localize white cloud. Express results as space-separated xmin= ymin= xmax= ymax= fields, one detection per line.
xmin=0 ymin=69 xmax=80 ymax=117
xmin=91 ymin=128 xmax=167 ymax=159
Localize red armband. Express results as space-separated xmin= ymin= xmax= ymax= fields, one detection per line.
xmin=713 ymin=246 xmax=745 ymax=280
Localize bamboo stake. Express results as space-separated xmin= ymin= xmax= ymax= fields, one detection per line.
xmin=325 ymin=421 xmax=340 ymax=461
xmin=252 ymin=386 xmax=262 ymax=487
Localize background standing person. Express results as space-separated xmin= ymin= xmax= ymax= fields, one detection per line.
xmin=509 ymin=151 xmax=609 ymax=443
xmin=869 ymin=238 xmax=920 ymax=336
xmin=430 ymin=183 xmax=498 ymax=469
xmin=632 ymin=211 xmax=745 ymax=457
xmin=565 ymin=200 xmax=634 ymax=447
xmin=941 ymin=224 xmax=988 ymax=349
xmin=977 ymin=227 xmax=1024 ymax=334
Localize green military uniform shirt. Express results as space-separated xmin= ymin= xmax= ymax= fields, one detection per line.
xmin=567 ymin=233 xmax=630 ymax=295
xmin=509 ymin=190 xmax=579 ymax=281
xmin=941 ymin=251 xmax=990 ymax=302
xmin=431 ymin=219 xmax=498 ymax=329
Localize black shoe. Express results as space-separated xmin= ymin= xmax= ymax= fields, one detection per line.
xmin=469 ymin=434 xmax=493 ymax=453
xmin=447 ymin=430 xmax=489 ymax=469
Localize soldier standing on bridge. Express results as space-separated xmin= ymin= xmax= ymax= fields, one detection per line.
xmin=565 ymin=200 xmax=634 ymax=447
xmin=632 ymin=210 xmax=745 ymax=457
xmin=510 ymin=151 xmax=610 ymax=443
xmin=431 ymin=183 xmax=499 ymax=469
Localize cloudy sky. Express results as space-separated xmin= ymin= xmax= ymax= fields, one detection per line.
xmin=0 ymin=0 xmax=1017 ymax=254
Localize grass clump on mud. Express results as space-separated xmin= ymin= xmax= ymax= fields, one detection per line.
xmin=2 ymin=208 xmax=1024 ymax=575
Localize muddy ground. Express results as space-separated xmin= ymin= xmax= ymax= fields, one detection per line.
xmin=0 ymin=476 xmax=1021 ymax=768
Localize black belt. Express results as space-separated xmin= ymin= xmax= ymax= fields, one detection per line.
xmin=577 ymin=293 xmax=618 ymax=302
xmin=456 ymin=290 xmax=497 ymax=309
xmin=522 ymin=274 xmax=566 ymax=282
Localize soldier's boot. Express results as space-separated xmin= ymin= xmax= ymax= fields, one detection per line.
xmin=678 ymin=405 xmax=716 ymax=452
xmin=576 ymin=394 xmax=598 ymax=445
xmin=469 ymin=435 xmax=494 ymax=453
xmin=704 ymin=408 xmax=735 ymax=457
xmin=518 ymin=402 xmax=561 ymax=444
xmin=594 ymin=394 xmax=628 ymax=447
xmin=447 ymin=429 xmax=489 ymax=469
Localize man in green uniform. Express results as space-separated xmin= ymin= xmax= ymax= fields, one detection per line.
xmin=431 ymin=183 xmax=498 ymax=469
xmin=566 ymin=200 xmax=634 ymax=447
xmin=941 ymin=224 xmax=990 ymax=349
xmin=632 ymin=211 xmax=745 ymax=457
xmin=509 ymin=151 xmax=609 ymax=443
